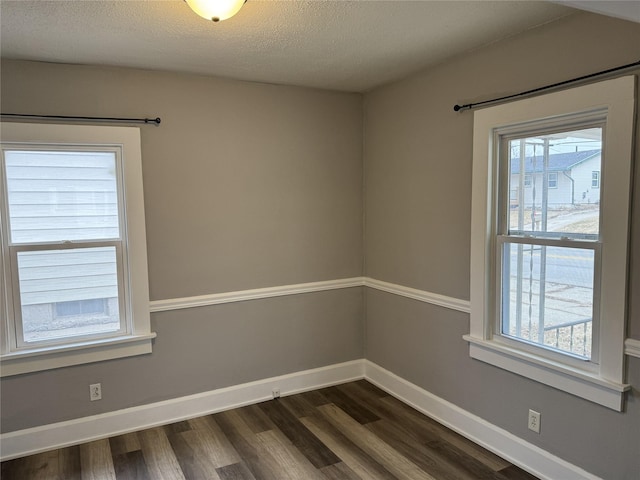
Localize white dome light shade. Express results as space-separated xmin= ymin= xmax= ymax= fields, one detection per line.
xmin=185 ymin=0 xmax=245 ymax=22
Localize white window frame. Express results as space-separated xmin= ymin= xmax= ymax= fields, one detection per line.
xmin=592 ymin=170 xmax=600 ymax=188
xmin=0 ymin=123 xmax=155 ymax=376
xmin=465 ymin=77 xmax=635 ymax=411
xmin=547 ymin=171 xmax=558 ymax=189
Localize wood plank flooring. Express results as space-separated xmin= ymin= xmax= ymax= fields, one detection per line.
xmin=1 ymin=380 xmax=539 ymax=480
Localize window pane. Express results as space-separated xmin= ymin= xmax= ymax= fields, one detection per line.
xmin=17 ymin=247 xmax=121 ymax=343
xmin=55 ymin=298 xmax=107 ymax=317
xmin=508 ymin=128 xmax=601 ymax=238
xmin=501 ymin=243 xmax=593 ymax=358
xmin=5 ymin=150 xmax=120 ymax=243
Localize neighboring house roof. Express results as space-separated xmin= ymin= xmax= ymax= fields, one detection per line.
xmin=511 ymin=149 xmax=600 ymax=174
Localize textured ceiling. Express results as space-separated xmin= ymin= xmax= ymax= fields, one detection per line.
xmin=0 ymin=1 xmax=579 ymax=92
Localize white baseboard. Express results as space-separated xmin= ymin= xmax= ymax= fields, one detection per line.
xmin=1 ymin=358 xmax=600 ymax=480
xmin=0 ymin=359 xmax=365 ymax=461
xmin=364 ymin=360 xmax=601 ymax=480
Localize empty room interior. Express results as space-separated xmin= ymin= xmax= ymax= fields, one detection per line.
xmin=1 ymin=1 xmax=639 ymax=479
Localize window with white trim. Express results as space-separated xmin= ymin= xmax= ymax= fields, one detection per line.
xmin=592 ymin=170 xmax=600 ymax=188
xmin=466 ymin=77 xmax=635 ymax=411
xmin=1 ymin=123 xmax=155 ymax=376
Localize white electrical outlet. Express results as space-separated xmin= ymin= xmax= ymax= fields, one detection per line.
xmin=272 ymin=388 xmax=280 ymax=399
xmin=90 ymin=383 xmax=102 ymax=401
xmin=528 ymin=409 xmax=541 ymax=433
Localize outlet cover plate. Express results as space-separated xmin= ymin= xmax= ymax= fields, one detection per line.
xmin=528 ymin=409 xmax=541 ymax=433
xmin=90 ymin=383 xmax=102 ymax=401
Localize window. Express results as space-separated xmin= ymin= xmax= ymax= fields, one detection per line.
xmin=592 ymin=170 xmax=600 ymax=188
xmin=503 ymin=127 xmax=601 ymax=360
xmin=1 ymin=123 xmax=155 ymax=376
xmin=466 ymin=77 xmax=635 ymax=410
xmin=524 ymin=174 xmax=532 ymax=188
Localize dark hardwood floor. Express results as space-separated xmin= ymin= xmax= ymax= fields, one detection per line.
xmin=1 ymin=380 xmax=539 ymax=479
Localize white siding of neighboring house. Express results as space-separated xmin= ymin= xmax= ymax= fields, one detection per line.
xmin=570 ymin=156 xmax=601 ymax=204
xmin=17 ymin=248 xmax=118 ymax=306
xmin=511 ymin=154 xmax=601 ymax=207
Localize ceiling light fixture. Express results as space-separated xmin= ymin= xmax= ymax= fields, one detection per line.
xmin=185 ymin=0 xmax=245 ymax=22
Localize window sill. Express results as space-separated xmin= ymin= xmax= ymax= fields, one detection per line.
xmin=0 ymin=333 xmax=156 ymax=377
xmin=463 ymin=335 xmax=629 ymax=411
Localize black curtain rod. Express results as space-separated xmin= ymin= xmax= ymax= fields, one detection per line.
xmin=453 ymin=59 xmax=640 ymax=112
xmin=1 ymin=113 xmax=161 ymax=125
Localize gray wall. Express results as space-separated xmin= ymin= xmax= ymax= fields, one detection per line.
xmin=0 ymin=61 xmax=365 ymax=430
xmin=363 ymin=12 xmax=640 ymax=480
